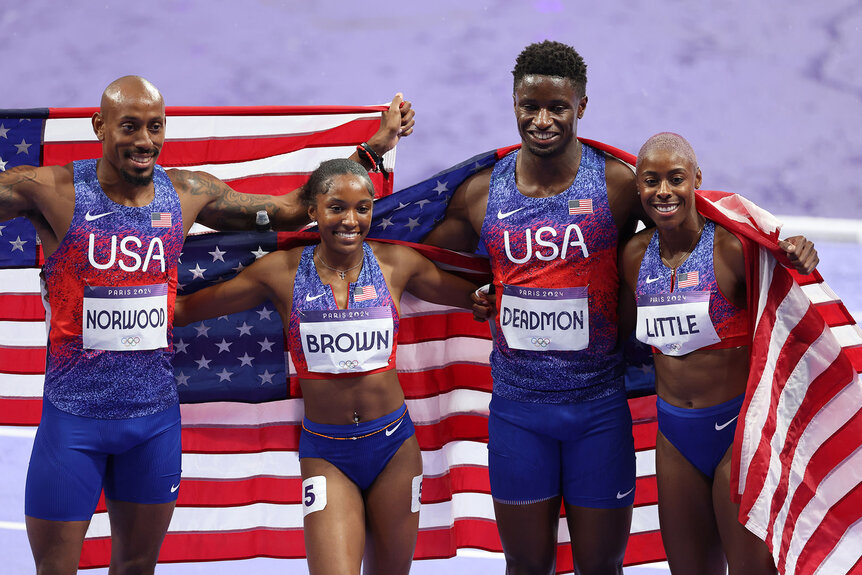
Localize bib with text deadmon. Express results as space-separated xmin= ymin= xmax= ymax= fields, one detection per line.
xmin=82 ymin=284 xmax=169 ymax=351
xmin=499 ymin=284 xmax=589 ymax=351
xmin=299 ymin=307 xmax=394 ymax=374
xmin=636 ymin=291 xmax=720 ymax=356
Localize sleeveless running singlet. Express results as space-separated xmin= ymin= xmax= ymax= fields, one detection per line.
xmin=42 ymin=159 xmax=183 ymax=418
xmin=288 ymin=243 xmax=399 ymax=378
xmin=479 ymin=146 xmax=623 ymax=403
xmin=635 ymin=220 xmax=750 ymax=356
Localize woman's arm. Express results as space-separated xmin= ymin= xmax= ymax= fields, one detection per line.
xmin=617 ymin=233 xmax=651 ymax=343
xmin=174 ymin=254 xmax=281 ymax=326
xmin=376 ymin=243 xmax=480 ymax=310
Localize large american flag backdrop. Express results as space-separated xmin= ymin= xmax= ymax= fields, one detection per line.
xmin=1 ymin=105 xmax=856 ymax=573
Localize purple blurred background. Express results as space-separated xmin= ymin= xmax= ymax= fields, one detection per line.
xmin=1 ymin=1 xmax=859 ymax=573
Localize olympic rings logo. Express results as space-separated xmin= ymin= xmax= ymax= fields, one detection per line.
xmin=530 ymin=337 xmax=551 ymax=348
xmin=121 ymin=336 xmax=141 ymax=347
xmin=339 ymin=360 xmax=360 ymax=369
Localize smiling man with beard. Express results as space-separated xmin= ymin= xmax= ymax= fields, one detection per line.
xmin=0 ymin=75 xmax=413 ymax=575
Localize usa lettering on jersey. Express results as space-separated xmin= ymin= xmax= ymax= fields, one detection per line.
xmin=87 ymin=233 xmax=166 ymax=272
xmin=503 ymin=224 xmax=589 ymax=264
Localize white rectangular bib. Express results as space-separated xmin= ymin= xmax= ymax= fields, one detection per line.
xmin=299 ymin=306 xmax=394 ymax=374
xmin=499 ymin=284 xmax=590 ymax=351
xmin=636 ymin=291 xmax=720 ymax=356
xmin=82 ymin=284 xmax=169 ymax=351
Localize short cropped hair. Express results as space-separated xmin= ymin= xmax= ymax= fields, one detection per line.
xmin=636 ymin=132 xmax=698 ymax=171
xmin=300 ymin=159 xmax=375 ymax=207
xmin=512 ymin=40 xmax=587 ymax=96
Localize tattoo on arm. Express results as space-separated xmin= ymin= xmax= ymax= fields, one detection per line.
xmin=180 ymin=170 xmax=305 ymax=231
xmin=0 ymin=167 xmax=39 ymax=220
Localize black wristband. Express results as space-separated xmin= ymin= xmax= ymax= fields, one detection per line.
xmin=358 ymin=142 xmax=389 ymax=179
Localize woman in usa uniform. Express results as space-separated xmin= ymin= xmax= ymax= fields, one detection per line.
xmin=175 ymin=159 xmax=479 ymax=575
xmin=618 ymin=133 xmax=816 ymax=575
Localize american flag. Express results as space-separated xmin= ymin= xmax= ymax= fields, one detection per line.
xmin=354 ymin=284 xmax=377 ymax=302
xmin=0 ymin=119 xmax=667 ymax=573
xmin=676 ymin=270 xmax=699 ymax=289
xmin=151 ymin=212 xmax=172 ymax=228
xmin=695 ymin=190 xmax=862 ymax=575
xmin=568 ymin=198 xmax=593 ymax=215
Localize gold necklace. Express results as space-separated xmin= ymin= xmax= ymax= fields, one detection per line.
xmin=315 ymin=249 xmax=363 ymax=280
xmin=660 ymin=222 xmax=705 ymax=292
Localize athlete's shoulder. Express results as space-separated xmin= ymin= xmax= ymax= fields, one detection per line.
xmin=455 ymin=167 xmax=493 ymax=202
xmin=621 ymin=228 xmax=654 ymax=267
xmin=711 ymin=221 xmax=745 ymax=270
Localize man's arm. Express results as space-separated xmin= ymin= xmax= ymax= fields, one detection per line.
xmin=422 ymin=170 xmax=491 ymax=252
xmin=0 ymin=166 xmax=42 ymax=222
xmin=174 ymin=94 xmax=415 ymax=234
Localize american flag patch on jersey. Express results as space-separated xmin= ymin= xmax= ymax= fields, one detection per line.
xmin=354 ymin=285 xmax=377 ymax=302
xmin=568 ymin=199 xmax=593 ymax=215
xmin=151 ymin=212 xmax=172 ymax=228
xmin=677 ymin=270 xmax=699 ymax=288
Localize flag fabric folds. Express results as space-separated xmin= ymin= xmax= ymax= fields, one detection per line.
xmin=695 ymin=190 xmax=862 ymax=575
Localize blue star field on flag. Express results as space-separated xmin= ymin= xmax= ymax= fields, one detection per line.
xmin=0 ymin=110 xmax=48 ymax=267
xmin=173 ymin=230 xmax=288 ymax=403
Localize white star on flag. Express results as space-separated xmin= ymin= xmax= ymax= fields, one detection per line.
xmin=189 ymin=263 xmax=207 ymax=279
xmin=258 ymin=338 xmax=275 ymax=352
xmin=10 ymin=236 xmax=27 ymax=252
xmin=208 ymin=246 xmax=226 ymax=262
xmin=15 ymin=139 xmax=31 ymax=155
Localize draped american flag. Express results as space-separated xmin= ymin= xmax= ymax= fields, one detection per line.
xmin=694 ymin=191 xmax=862 ymax=575
xmin=0 ymin=113 xmax=666 ymax=574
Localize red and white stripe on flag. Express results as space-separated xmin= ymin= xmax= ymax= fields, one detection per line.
xmin=39 ymin=104 xmax=396 ymax=197
xmin=695 ymin=190 xmax=862 ymax=575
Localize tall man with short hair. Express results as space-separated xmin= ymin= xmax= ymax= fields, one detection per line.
xmin=0 ymin=75 xmax=413 ymax=574
xmin=424 ymin=41 xmax=815 ymax=575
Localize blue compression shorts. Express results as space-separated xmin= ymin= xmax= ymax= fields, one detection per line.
xmin=299 ymin=403 xmax=415 ymax=490
xmin=488 ymin=390 xmax=636 ymax=508
xmin=25 ymin=399 xmax=182 ymax=521
xmin=657 ymin=394 xmax=744 ymax=478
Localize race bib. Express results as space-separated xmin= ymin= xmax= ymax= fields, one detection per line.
xmin=636 ymin=291 xmax=720 ymax=356
xmin=299 ymin=307 xmax=394 ymax=374
xmin=499 ymin=285 xmax=589 ymax=351
xmin=82 ymin=284 xmax=168 ymax=351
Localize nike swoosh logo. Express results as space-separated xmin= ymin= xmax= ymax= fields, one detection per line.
xmin=497 ymin=207 xmax=525 ymax=220
xmin=616 ymin=487 xmax=634 ymax=499
xmin=85 ymin=211 xmax=115 ymax=221
xmin=645 ymin=276 xmax=661 ymax=284
xmin=715 ymin=415 xmax=739 ymax=431
xmin=385 ymin=419 xmax=404 ymax=436
xmin=170 ymin=483 xmax=180 ymax=493
xmin=305 ymin=293 xmax=325 ymax=302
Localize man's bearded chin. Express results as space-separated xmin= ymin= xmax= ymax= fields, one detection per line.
xmin=120 ymin=168 xmax=154 ymax=186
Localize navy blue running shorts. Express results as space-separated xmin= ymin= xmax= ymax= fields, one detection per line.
xmin=25 ymin=399 xmax=182 ymax=521
xmin=488 ymin=390 xmax=636 ymax=508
